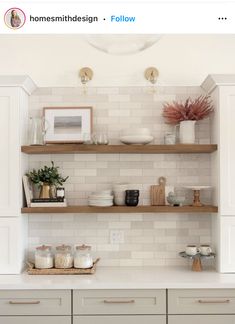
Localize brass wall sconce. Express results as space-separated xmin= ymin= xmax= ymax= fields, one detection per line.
xmin=144 ymin=67 xmax=159 ymax=94
xmin=79 ymin=67 xmax=93 ymax=94
xmin=79 ymin=67 xmax=93 ymax=85
xmin=144 ymin=67 xmax=159 ymax=84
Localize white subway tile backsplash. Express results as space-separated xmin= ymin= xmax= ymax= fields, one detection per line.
xmin=120 ymin=259 xmax=143 ymax=266
xmin=74 ymin=169 xmax=97 ymax=176
xmin=28 ymin=86 xmax=212 ymax=267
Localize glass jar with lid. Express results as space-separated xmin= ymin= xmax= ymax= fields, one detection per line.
xmin=55 ymin=244 xmax=73 ymax=269
xmin=74 ymin=244 xmax=93 ymax=269
xmin=35 ymin=245 xmax=53 ymax=269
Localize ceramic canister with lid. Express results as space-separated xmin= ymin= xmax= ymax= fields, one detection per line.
xmin=35 ymin=245 xmax=53 ymax=269
xmin=55 ymin=244 xmax=73 ymax=269
xmin=74 ymin=244 xmax=93 ymax=269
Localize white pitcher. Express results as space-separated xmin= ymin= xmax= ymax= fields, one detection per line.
xmin=178 ymin=120 xmax=196 ymax=144
xmin=29 ymin=117 xmax=48 ymax=145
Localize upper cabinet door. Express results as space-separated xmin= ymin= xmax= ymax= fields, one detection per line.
xmin=219 ymin=86 xmax=235 ymax=215
xmin=0 ymin=87 xmax=23 ymax=217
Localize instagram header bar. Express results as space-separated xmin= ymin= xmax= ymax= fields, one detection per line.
xmin=0 ymin=2 xmax=234 ymax=33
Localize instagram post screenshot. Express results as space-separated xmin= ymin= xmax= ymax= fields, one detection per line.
xmin=0 ymin=1 xmax=235 ymax=322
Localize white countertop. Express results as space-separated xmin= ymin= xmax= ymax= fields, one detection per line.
xmin=1 ymin=267 xmax=235 ymax=290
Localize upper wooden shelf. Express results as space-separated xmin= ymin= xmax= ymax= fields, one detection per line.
xmin=21 ymin=205 xmax=218 ymax=214
xmin=21 ymin=144 xmax=217 ymax=154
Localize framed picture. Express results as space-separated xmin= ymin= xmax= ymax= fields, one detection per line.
xmin=22 ymin=175 xmax=33 ymax=207
xmin=43 ymin=107 xmax=93 ymax=143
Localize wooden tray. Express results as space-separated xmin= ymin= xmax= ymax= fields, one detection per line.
xmin=27 ymin=258 xmax=100 ymax=275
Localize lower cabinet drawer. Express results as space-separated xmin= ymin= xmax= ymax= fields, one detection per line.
xmin=73 ymin=289 xmax=166 ymax=315
xmin=74 ymin=315 xmax=166 ymax=324
xmin=0 ymin=316 xmax=71 ymax=324
xmin=168 ymin=315 xmax=235 ymax=324
xmin=0 ymin=290 xmax=71 ymax=315
xmin=168 ymin=289 xmax=235 ymax=314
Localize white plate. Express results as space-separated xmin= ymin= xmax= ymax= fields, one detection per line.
xmin=89 ymin=201 xmax=113 ymax=207
xmin=91 ymin=190 xmax=112 ymax=196
xmin=184 ymin=186 xmax=211 ymax=190
xmin=120 ymin=135 xmax=154 ymax=145
xmin=89 ymin=195 xmax=113 ymax=199
xmin=89 ymin=198 xmax=113 ymax=202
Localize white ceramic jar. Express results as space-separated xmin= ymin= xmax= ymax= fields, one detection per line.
xmin=113 ymin=183 xmax=129 ymax=206
xmin=74 ymin=244 xmax=93 ymax=269
xmin=179 ymin=120 xmax=196 ymax=144
xmin=35 ymin=245 xmax=53 ymax=269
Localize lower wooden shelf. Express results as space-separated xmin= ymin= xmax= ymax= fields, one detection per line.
xmin=21 ymin=205 xmax=218 ymax=214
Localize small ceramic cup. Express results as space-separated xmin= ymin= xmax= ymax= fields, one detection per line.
xmin=199 ymin=244 xmax=212 ymax=256
xmin=185 ymin=245 xmax=198 ymax=256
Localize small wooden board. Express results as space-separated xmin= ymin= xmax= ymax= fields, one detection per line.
xmin=150 ymin=177 xmax=166 ymax=206
xmin=27 ymin=258 xmax=100 ymax=275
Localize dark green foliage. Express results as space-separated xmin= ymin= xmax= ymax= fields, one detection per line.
xmin=26 ymin=161 xmax=69 ymax=187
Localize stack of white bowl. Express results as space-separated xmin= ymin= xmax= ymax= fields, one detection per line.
xmin=88 ymin=191 xmax=113 ymax=207
xmin=113 ymin=183 xmax=129 ymax=206
xmin=120 ymin=128 xmax=154 ymax=145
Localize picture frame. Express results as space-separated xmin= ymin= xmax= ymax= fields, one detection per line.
xmin=22 ymin=175 xmax=33 ymax=207
xmin=43 ymin=107 xmax=93 ymax=143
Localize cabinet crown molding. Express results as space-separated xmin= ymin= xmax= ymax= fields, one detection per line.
xmin=201 ymin=74 xmax=235 ymax=94
xmin=0 ymin=75 xmax=37 ymax=95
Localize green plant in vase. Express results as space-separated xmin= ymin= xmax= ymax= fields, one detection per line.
xmin=26 ymin=161 xmax=69 ymax=199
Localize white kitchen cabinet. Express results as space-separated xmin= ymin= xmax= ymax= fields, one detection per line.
xmin=202 ymin=75 xmax=235 ymax=272
xmin=0 ymin=316 xmax=71 ymax=324
xmin=0 ymin=76 xmax=36 ymax=274
xmin=0 ymin=290 xmax=71 ymax=316
xmin=0 ymin=81 xmax=35 ymax=217
xmin=0 ymin=218 xmax=23 ymax=274
xmin=0 ymin=289 xmax=71 ymax=324
xmin=73 ymin=290 xmax=166 ymax=323
xmin=216 ymin=86 xmax=235 ymax=215
xmin=168 ymin=289 xmax=235 ymax=314
xmin=73 ymin=289 xmax=166 ymax=315
xmin=74 ymin=315 xmax=166 ymax=324
xmin=168 ymin=289 xmax=235 ymax=323
xmin=220 ymin=217 xmax=235 ymax=272
xmin=202 ymin=78 xmax=235 ymax=215
xmin=168 ymin=315 xmax=235 ymax=324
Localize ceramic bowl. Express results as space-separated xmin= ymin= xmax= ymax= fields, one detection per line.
xmin=125 ymin=190 xmax=140 ymax=198
xmin=120 ymin=135 xmax=154 ymax=145
xmin=114 ymin=197 xmax=125 ymax=206
xmin=125 ymin=198 xmax=139 ymax=206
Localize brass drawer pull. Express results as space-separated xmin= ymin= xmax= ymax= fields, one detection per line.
xmin=104 ymin=299 xmax=135 ymax=304
xmin=9 ymin=301 xmax=41 ymax=305
xmin=198 ymin=299 xmax=230 ymax=304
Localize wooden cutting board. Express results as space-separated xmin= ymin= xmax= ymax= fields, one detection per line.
xmin=150 ymin=177 xmax=166 ymax=206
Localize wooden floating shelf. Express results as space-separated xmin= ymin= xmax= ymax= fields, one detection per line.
xmin=21 ymin=144 xmax=218 ymax=154
xmin=21 ymin=205 xmax=218 ymax=214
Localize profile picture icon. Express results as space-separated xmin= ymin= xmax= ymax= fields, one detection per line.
xmin=4 ymin=8 xmax=26 ymax=29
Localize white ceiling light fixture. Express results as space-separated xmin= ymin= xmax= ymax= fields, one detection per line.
xmin=85 ymin=35 xmax=162 ymax=55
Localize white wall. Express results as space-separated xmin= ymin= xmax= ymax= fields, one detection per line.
xmin=0 ymin=35 xmax=235 ymax=87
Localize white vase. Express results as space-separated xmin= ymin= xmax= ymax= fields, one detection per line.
xmin=179 ymin=120 xmax=196 ymax=144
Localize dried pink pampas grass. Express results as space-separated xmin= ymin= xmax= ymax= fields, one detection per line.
xmin=162 ymin=95 xmax=214 ymax=125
